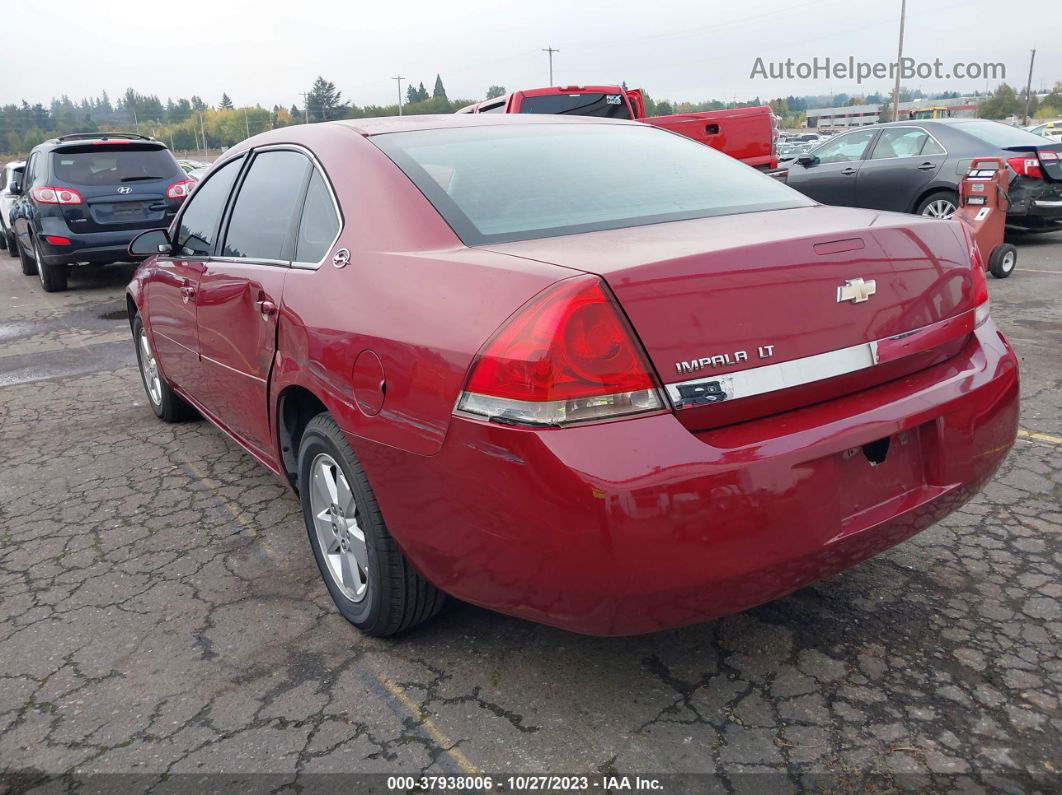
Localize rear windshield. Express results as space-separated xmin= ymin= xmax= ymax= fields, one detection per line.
xmin=50 ymin=145 xmax=182 ymax=186
xmin=518 ymin=93 xmax=632 ymax=119
xmin=371 ymin=123 xmax=813 ymax=245
xmin=952 ymin=121 xmax=1057 ymax=149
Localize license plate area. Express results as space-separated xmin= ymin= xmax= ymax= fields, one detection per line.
xmin=91 ymin=201 xmax=152 ymax=224
xmin=836 ymin=428 xmax=926 ymax=519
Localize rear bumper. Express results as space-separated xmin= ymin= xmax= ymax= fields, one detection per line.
xmin=355 ymin=321 xmax=1019 ymax=635
xmin=1007 ymin=179 xmax=1062 ymax=224
xmin=36 ymin=227 xmax=149 ymax=266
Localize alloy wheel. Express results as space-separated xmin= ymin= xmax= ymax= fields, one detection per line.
xmin=138 ymin=328 xmax=163 ymax=406
xmin=309 ymin=452 xmax=368 ymax=602
xmin=921 ymin=199 xmax=956 ymax=219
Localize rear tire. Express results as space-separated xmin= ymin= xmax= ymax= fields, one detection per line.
xmin=5 ymin=232 xmax=17 ymax=258
xmin=17 ymin=238 xmax=37 ymax=275
xmin=916 ymin=190 xmax=958 ymax=220
xmin=298 ymin=413 xmax=445 ymax=637
xmin=988 ymin=243 xmax=1017 ymax=279
xmin=0 ymin=229 xmax=6 ymax=250
xmin=132 ymin=315 xmax=195 ymax=422
xmin=34 ymin=239 xmax=67 ymax=291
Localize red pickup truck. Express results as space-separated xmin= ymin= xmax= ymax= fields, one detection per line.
xmin=457 ymin=85 xmax=778 ymax=170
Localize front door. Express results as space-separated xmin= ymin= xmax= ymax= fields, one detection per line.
xmin=144 ymin=155 xmax=244 ymax=391
xmin=193 ymin=149 xmax=311 ymax=461
xmin=786 ymin=128 xmax=878 ymax=207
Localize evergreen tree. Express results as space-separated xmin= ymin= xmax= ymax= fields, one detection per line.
xmin=407 ymin=84 xmax=420 ymax=105
xmin=219 ymin=93 xmax=234 ymax=110
xmin=417 ymin=82 xmax=429 ymax=102
xmin=485 ymin=85 xmax=506 ymax=99
xmin=306 ymin=76 xmax=347 ymax=122
xmin=432 ymin=74 xmax=447 ymax=100
xmin=191 ymin=95 xmax=207 ymax=111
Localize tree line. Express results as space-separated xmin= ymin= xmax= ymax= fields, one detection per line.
xmin=2 ymin=77 xmax=1060 ymax=157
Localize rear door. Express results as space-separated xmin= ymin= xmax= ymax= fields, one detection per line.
xmin=47 ymin=143 xmax=186 ymax=233
xmin=855 ymin=126 xmax=947 ymax=212
xmin=785 ymin=128 xmax=878 ymax=206
xmin=145 ymin=155 xmax=244 ymax=393
xmin=194 ymin=148 xmax=312 ymax=460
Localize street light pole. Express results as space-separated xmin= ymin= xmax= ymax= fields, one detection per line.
xmin=1023 ymin=49 xmax=1037 ymax=125
xmin=393 ymin=75 xmax=405 ymax=116
xmin=542 ymin=46 xmax=559 ymax=86
xmin=891 ymin=0 xmax=906 ymax=123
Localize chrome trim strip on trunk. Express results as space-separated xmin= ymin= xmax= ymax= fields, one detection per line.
xmin=665 ymin=310 xmax=975 ymax=410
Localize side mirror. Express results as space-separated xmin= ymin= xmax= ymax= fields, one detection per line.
xmin=8 ymin=181 xmax=21 ymax=196
xmin=129 ymin=228 xmax=172 ymax=257
xmin=796 ymin=153 xmax=817 ymax=166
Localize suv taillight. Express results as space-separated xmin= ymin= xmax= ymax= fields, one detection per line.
xmin=166 ymin=180 xmax=195 ymax=199
xmin=455 ymin=276 xmax=665 ymax=427
xmin=30 ymin=186 xmax=82 ymax=205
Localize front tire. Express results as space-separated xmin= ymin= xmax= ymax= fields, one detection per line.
xmin=298 ymin=413 xmax=445 ymax=637
xmin=17 ymin=237 xmax=37 ymax=275
xmin=34 ymin=239 xmax=67 ymax=291
xmin=916 ymin=190 xmax=958 ymax=220
xmin=988 ymin=243 xmax=1017 ymax=279
xmin=5 ymin=231 xmax=17 ymax=258
xmin=132 ymin=315 xmax=195 ymax=422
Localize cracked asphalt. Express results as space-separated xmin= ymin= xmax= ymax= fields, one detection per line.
xmin=0 ymin=233 xmax=1060 ymax=794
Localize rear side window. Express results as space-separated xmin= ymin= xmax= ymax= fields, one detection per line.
xmin=223 ymin=150 xmax=310 ymax=260
xmin=50 ymin=145 xmax=182 ymax=186
xmin=372 ymin=123 xmax=813 ymax=245
xmin=478 ymin=100 xmax=506 ymax=114
xmin=295 ymin=170 xmax=340 ymax=263
xmin=175 ymin=157 xmax=243 ymax=257
xmin=518 ymin=93 xmax=631 ymax=119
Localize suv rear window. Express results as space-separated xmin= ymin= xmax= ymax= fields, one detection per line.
xmin=372 ymin=123 xmax=812 ymax=245
xmin=50 ymin=145 xmax=182 ymax=186
xmin=518 ymin=93 xmax=632 ymax=119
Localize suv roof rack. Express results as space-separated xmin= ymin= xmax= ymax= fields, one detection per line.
xmin=56 ymin=132 xmax=156 ymax=143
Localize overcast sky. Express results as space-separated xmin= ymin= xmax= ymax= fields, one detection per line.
xmin=2 ymin=0 xmax=1060 ymax=110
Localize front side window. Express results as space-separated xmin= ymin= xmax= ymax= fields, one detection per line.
xmin=812 ymin=129 xmax=877 ymax=164
xmin=175 ymin=157 xmax=243 ymax=257
xmin=295 ymin=170 xmax=340 ymax=263
xmin=518 ymin=93 xmax=632 ymax=119
xmin=870 ymin=128 xmax=930 ymax=159
xmin=372 ymin=123 xmax=813 ymax=245
xmin=222 ymin=150 xmax=310 ymax=260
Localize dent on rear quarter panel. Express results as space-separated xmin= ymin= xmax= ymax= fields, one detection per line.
xmin=270 ymin=124 xmax=572 ymax=457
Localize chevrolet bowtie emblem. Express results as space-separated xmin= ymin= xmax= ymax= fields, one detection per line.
xmin=837 ymin=278 xmax=877 ymax=304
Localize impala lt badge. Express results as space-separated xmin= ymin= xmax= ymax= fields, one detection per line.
xmin=675 ymin=344 xmax=774 ymax=375
xmin=837 ymin=277 xmax=876 ymax=304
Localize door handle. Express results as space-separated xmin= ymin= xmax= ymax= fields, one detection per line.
xmin=917 ymin=162 xmax=937 ymax=170
xmin=841 ymin=167 xmax=857 ymax=176
xmin=255 ymin=299 xmax=277 ymax=318
xmin=179 ymin=285 xmax=195 ymax=301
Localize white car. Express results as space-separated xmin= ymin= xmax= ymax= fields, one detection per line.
xmin=1026 ymin=120 xmax=1062 ymax=142
xmin=0 ymin=160 xmax=25 ymax=255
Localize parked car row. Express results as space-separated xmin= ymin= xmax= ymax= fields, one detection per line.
xmin=776 ymin=119 xmax=1062 ymax=229
xmin=0 ymin=159 xmax=25 ymax=253
xmin=125 ymin=114 xmax=1018 ymax=637
xmin=3 ymin=132 xmax=192 ymax=291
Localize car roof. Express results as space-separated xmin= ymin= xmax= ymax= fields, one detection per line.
xmin=333 ymin=112 xmax=641 ymax=136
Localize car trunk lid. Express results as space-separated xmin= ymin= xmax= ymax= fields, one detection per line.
xmin=483 ymin=205 xmax=980 ymax=431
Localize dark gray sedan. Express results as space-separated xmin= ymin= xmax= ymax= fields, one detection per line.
xmin=780 ymin=119 xmax=1062 ymax=229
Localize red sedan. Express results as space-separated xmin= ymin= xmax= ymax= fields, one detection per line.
xmin=126 ymin=114 xmax=1019 ymax=636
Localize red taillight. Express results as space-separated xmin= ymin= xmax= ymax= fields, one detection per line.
xmin=456 ymin=276 xmax=664 ymax=426
xmin=31 ymin=186 xmax=83 ymax=204
xmin=44 ymin=236 xmax=71 ymax=245
xmin=1008 ymin=156 xmax=1043 ymax=179
xmin=1039 ymin=150 xmax=1059 ymax=162
xmin=965 ymin=230 xmax=991 ymax=327
xmin=166 ymin=180 xmax=195 ymax=199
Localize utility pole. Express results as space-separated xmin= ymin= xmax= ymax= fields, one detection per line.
xmin=199 ymin=112 xmax=208 ymax=161
xmin=542 ymin=46 xmax=559 ymax=86
xmin=244 ymin=109 xmax=250 ymax=138
xmin=892 ymin=0 xmax=906 ymax=123
xmin=132 ymin=108 xmax=139 ymax=132
xmin=300 ymin=92 xmax=310 ymax=124
xmin=1022 ymin=49 xmax=1037 ymax=125
xmin=392 ymin=76 xmax=405 ymax=115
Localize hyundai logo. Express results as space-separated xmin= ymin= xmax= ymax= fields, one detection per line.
xmin=116 ymin=186 xmax=133 ymax=194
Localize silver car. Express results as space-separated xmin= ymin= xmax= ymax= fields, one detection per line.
xmin=0 ymin=160 xmax=25 ymax=254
